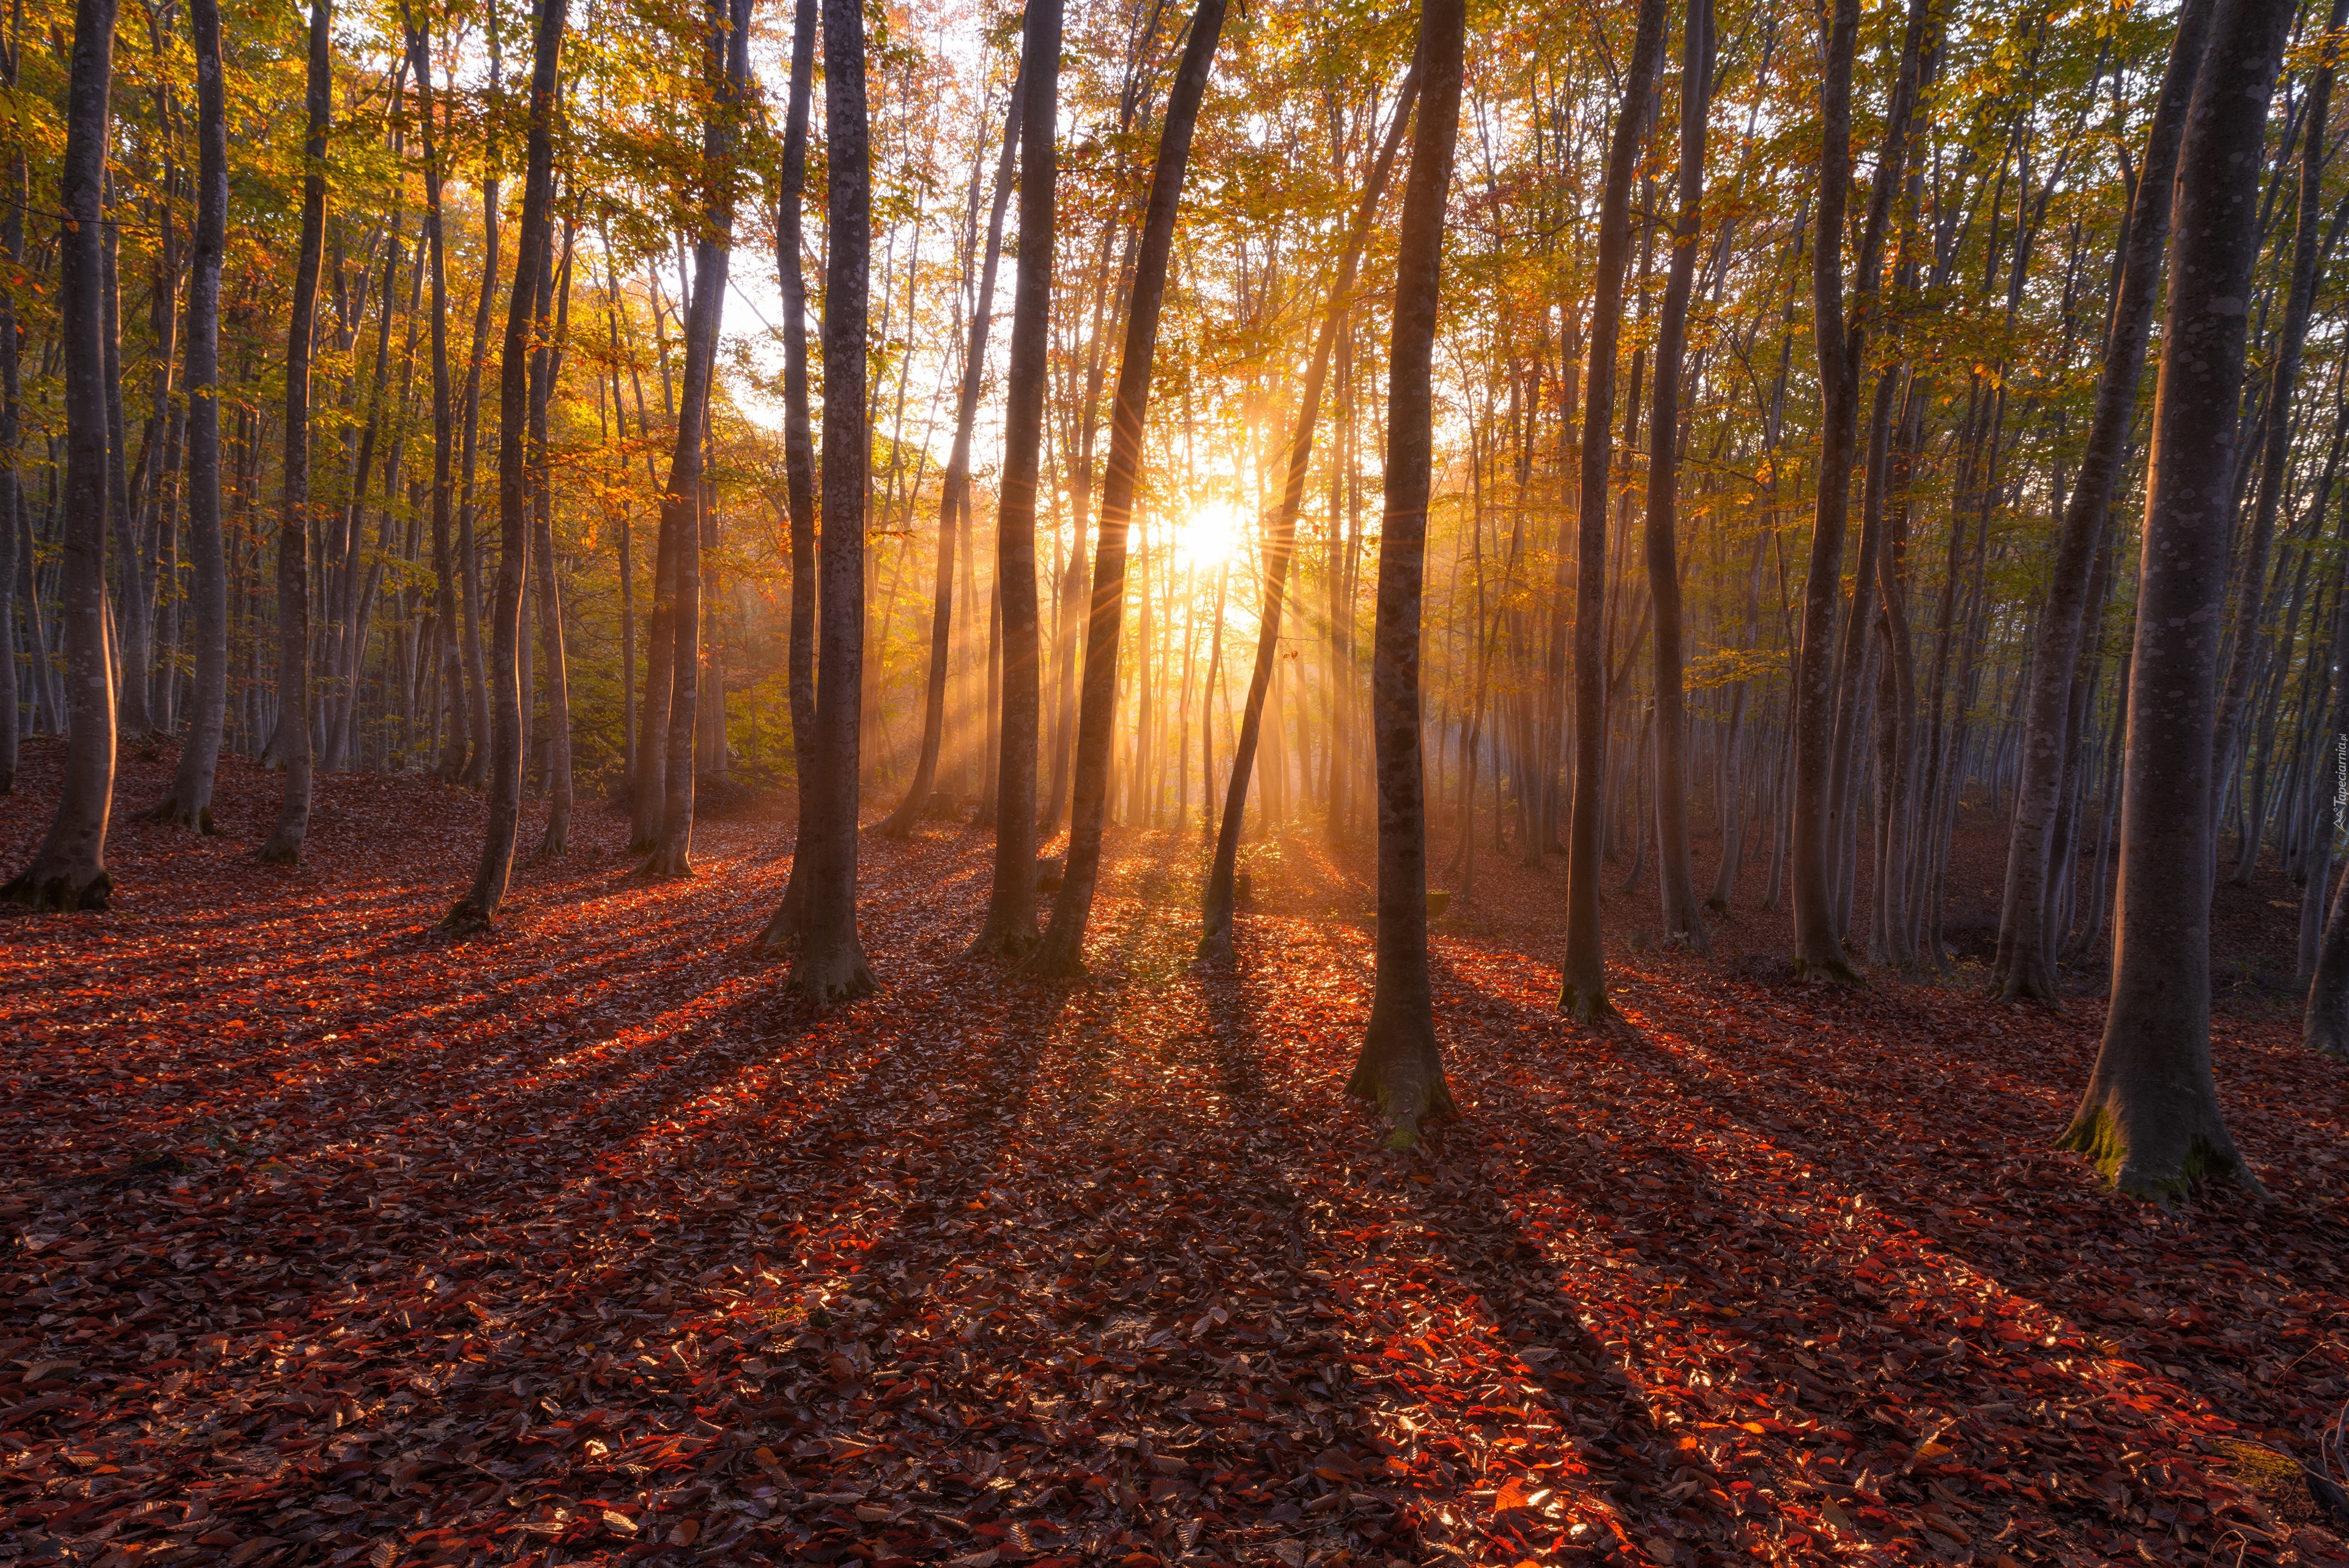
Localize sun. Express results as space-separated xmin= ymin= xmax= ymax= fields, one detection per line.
xmin=1171 ymin=498 xmax=1249 ymax=573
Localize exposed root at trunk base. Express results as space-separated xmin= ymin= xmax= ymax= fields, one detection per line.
xmin=536 ymin=825 xmax=568 ymax=860
xmin=638 ymin=847 xmax=692 ymax=879
xmin=1194 ymin=923 xmax=1234 ymax=964
xmin=1791 ymin=954 xmax=1865 ymax=986
xmin=2057 ymin=1105 xmax=2271 ymax=1205
xmin=790 ymin=938 xmax=875 ymax=1005
xmin=964 ymin=924 xmax=1038 ymax=964
xmin=1020 ymin=938 xmax=1088 ymax=979
xmin=2 ymin=868 xmax=113 ymax=912
xmin=1558 ymin=983 xmax=1616 ymax=1024
xmin=1347 ymin=1031 xmax=1459 ymax=1151
xmin=138 ymin=797 xmax=220 ymax=834
xmin=255 ymin=833 xmax=302 ymax=866
xmin=437 ymin=901 xmax=495 ymax=938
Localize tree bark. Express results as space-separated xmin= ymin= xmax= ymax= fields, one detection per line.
xmin=258 ymin=0 xmax=330 ymax=867
xmin=2 ymin=0 xmax=116 ymax=907
xmin=531 ymin=226 xmax=573 ymax=856
xmin=2059 ymin=0 xmax=2290 ymax=1202
xmin=1560 ymin=0 xmax=1668 ymax=1017
xmin=760 ymin=0 xmax=822 ymax=942
xmin=1995 ymin=0 xmax=2210 ymax=1000
xmin=147 ymin=0 xmax=227 ymax=830
xmin=1198 ymin=55 xmax=1420 ymax=960
xmin=876 ymin=64 xmax=1023 ymax=841
xmin=1345 ymin=0 xmax=1464 ymax=1148
xmin=642 ymin=0 xmax=752 ymax=878
xmin=446 ymin=0 xmax=566 ymax=925
xmin=2211 ymin=0 xmax=2346 ymax=872
xmin=786 ymin=0 xmax=875 ymax=1000
xmin=967 ymin=0 xmax=1061 ymax=960
xmin=1645 ymin=0 xmax=1713 ymax=953
xmin=1029 ymin=0 xmax=1226 ymax=976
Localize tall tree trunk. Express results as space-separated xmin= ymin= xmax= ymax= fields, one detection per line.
xmin=258 ymin=0 xmax=330 ymax=866
xmin=643 ymin=0 xmax=751 ymax=877
xmin=446 ymin=0 xmax=566 ymax=924
xmin=1645 ymin=0 xmax=1713 ymax=953
xmin=2 ymin=0 xmax=116 ymax=907
xmin=1995 ymin=0 xmax=2209 ymax=1000
xmin=0 ymin=35 xmax=24 ymax=796
xmin=876 ymin=66 xmax=1023 ymax=841
xmin=532 ymin=227 xmax=573 ymax=856
xmin=2210 ymin=0 xmax=2345 ymax=867
xmin=147 ymin=0 xmax=227 ymax=829
xmin=410 ymin=18 xmax=469 ymax=785
xmin=760 ymin=0 xmax=821 ymax=940
xmin=455 ymin=10 xmax=501 ymax=787
xmin=786 ymin=0 xmax=875 ymax=1000
xmin=1198 ymin=54 xmax=1420 ymax=960
xmin=1345 ymin=0 xmax=1464 ymax=1148
xmin=2059 ymin=0 xmax=2290 ymax=1201
xmin=1560 ymin=0 xmax=1668 ymax=1018
xmin=1030 ymin=0 xmax=1227 ymax=975
xmin=967 ymin=0 xmax=1062 ymax=960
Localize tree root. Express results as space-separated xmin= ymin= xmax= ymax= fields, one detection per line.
xmin=1558 ymin=983 xmax=1616 ymax=1024
xmin=255 ymin=833 xmax=301 ymax=866
xmin=1 ymin=868 xmax=113 ymax=912
xmin=137 ymin=796 xmax=220 ymax=834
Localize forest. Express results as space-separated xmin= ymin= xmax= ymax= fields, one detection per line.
xmin=5 ymin=0 xmax=2349 ymax=1560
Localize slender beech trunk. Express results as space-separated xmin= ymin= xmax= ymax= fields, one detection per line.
xmin=0 ymin=35 xmax=24 ymax=795
xmin=410 ymin=20 xmax=468 ymax=784
xmin=148 ymin=0 xmax=226 ymax=828
xmin=1346 ymin=0 xmax=1464 ymax=1148
xmin=2212 ymin=0 xmax=2345 ymax=870
xmin=785 ymin=0 xmax=874 ymax=999
xmin=644 ymin=0 xmax=751 ymax=877
xmin=2 ymin=0 xmax=116 ymax=907
xmin=1030 ymin=0 xmax=1226 ymax=975
xmin=2304 ymin=569 xmax=2349 ymax=1053
xmin=761 ymin=0 xmax=822 ymax=940
xmin=877 ymin=67 xmax=1023 ymax=840
xmin=455 ymin=15 xmax=501 ymax=787
xmin=1645 ymin=0 xmax=1713 ymax=953
xmin=1995 ymin=0 xmax=2208 ymax=1000
xmin=1560 ymin=0 xmax=1668 ymax=1017
xmin=446 ymin=0 xmax=565 ymax=925
xmin=967 ymin=0 xmax=1061 ymax=960
xmin=2060 ymin=0 xmax=2290 ymax=1200
xmin=532 ymin=229 xmax=573 ymax=856
xmin=258 ymin=0 xmax=330 ymax=866
xmin=1198 ymin=56 xmax=1421 ymax=959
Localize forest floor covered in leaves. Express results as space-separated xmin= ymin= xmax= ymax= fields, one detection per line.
xmin=4 ymin=737 xmax=2348 ymax=1568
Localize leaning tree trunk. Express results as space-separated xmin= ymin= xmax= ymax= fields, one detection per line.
xmin=1994 ymin=0 xmax=2210 ymax=1000
xmin=1198 ymin=53 xmax=1421 ymax=961
xmin=759 ymin=0 xmax=822 ymax=943
xmin=257 ymin=0 xmax=330 ymax=867
xmin=146 ymin=0 xmax=228 ymax=830
xmin=785 ymin=0 xmax=876 ymax=1000
xmin=643 ymin=0 xmax=752 ymax=879
xmin=966 ymin=0 xmax=1063 ymax=961
xmin=2 ymin=0 xmax=117 ymax=908
xmin=1028 ymin=0 xmax=1227 ymax=977
xmin=446 ymin=0 xmax=566 ymax=927
xmin=2059 ymin=0 xmax=2290 ymax=1202
xmin=1644 ymin=0 xmax=1713 ymax=954
xmin=1560 ymin=0 xmax=1668 ymax=1019
xmin=875 ymin=67 xmax=1023 ymax=841
xmin=1346 ymin=0 xmax=1464 ymax=1150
